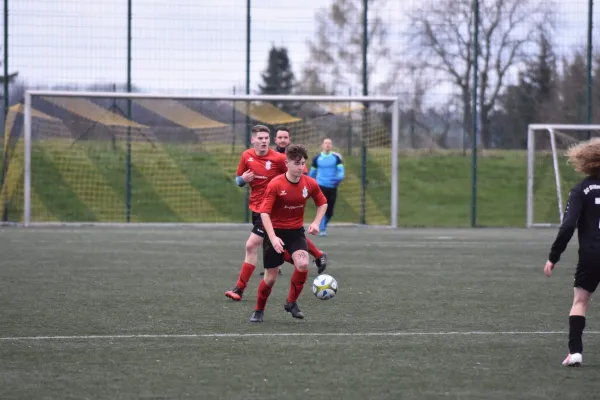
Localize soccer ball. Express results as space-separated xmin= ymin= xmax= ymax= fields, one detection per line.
xmin=312 ymin=274 xmax=338 ymax=300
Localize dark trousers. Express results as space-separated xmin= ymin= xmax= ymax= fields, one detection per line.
xmin=320 ymin=186 xmax=337 ymax=221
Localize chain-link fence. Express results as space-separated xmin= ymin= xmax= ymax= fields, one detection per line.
xmin=1 ymin=0 xmax=598 ymax=227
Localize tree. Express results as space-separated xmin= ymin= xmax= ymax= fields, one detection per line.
xmin=298 ymin=0 xmax=390 ymax=95
xmin=406 ymin=0 xmax=554 ymax=148
xmin=556 ymin=51 xmax=587 ymax=124
xmin=492 ymin=29 xmax=558 ymax=148
xmin=593 ymin=52 xmax=600 ymax=123
xmin=258 ymin=45 xmax=296 ymax=112
xmin=258 ymin=45 xmax=295 ymax=95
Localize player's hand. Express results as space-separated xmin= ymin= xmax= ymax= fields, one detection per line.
xmin=271 ymin=236 xmax=285 ymax=253
xmin=307 ymin=223 xmax=320 ymax=235
xmin=242 ymin=169 xmax=255 ymax=183
xmin=544 ymin=260 xmax=555 ymax=277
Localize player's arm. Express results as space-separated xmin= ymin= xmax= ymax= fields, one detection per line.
xmin=235 ymin=154 xmax=254 ymax=187
xmin=334 ymin=154 xmax=345 ymax=185
xmin=548 ymin=188 xmax=583 ymax=265
xmin=307 ymin=183 xmax=328 ymax=235
xmin=260 ymin=182 xmax=284 ymax=252
xmin=308 ymin=156 xmax=318 ymax=178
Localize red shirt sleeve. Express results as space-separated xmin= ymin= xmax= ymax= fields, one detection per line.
xmin=236 ymin=152 xmax=247 ymax=176
xmin=260 ymin=179 xmax=278 ymax=214
xmin=311 ymin=179 xmax=327 ymax=207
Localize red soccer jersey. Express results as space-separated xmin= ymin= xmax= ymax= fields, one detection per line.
xmin=260 ymin=174 xmax=327 ymax=230
xmin=236 ymin=148 xmax=287 ymax=212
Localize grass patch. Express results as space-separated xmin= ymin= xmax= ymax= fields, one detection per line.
xmin=0 ymin=142 xmax=584 ymax=226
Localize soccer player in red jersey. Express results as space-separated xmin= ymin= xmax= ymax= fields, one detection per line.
xmin=224 ymin=125 xmax=287 ymax=301
xmin=249 ymin=144 xmax=328 ymax=322
xmin=270 ymin=126 xmax=328 ymax=273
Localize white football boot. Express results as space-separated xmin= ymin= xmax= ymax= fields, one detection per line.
xmin=562 ymin=353 xmax=582 ymax=367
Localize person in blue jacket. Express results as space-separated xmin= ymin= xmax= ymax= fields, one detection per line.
xmin=309 ymin=138 xmax=345 ymax=236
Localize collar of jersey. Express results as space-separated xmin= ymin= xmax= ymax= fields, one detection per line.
xmin=252 ymin=148 xmax=271 ymax=157
xmin=284 ymin=173 xmax=301 ymax=185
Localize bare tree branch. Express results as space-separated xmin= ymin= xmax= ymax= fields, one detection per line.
xmin=403 ymin=0 xmax=556 ymax=147
xmin=299 ymin=0 xmax=390 ymax=95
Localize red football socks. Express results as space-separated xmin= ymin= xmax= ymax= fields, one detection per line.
xmin=256 ymin=279 xmax=273 ymax=311
xmin=236 ymin=262 xmax=255 ymax=290
xmin=307 ymin=238 xmax=323 ymax=259
xmin=287 ymin=268 xmax=308 ymax=303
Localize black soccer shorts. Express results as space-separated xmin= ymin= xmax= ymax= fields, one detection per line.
xmin=251 ymin=212 xmax=265 ymax=237
xmin=574 ymin=247 xmax=600 ymax=293
xmin=263 ymin=228 xmax=308 ymax=269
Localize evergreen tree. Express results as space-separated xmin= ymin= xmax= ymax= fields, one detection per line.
xmin=492 ymin=30 xmax=558 ymax=148
xmin=259 ymin=46 xmax=295 ymax=95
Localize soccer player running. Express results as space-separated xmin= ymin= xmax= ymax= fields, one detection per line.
xmin=308 ymin=138 xmax=345 ymax=236
xmin=544 ymin=138 xmax=600 ymax=367
xmin=224 ymin=125 xmax=287 ymax=301
xmin=249 ymin=144 xmax=328 ymax=322
xmin=273 ymin=126 xmax=328 ymax=271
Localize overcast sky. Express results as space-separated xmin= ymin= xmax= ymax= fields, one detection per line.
xmin=4 ymin=0 xmax=599 ymax=99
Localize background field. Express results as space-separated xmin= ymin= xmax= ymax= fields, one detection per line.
xmin=0 ymin=146 xmax=581 ymax=227
xmin=1 ymin=226 xmax=599 ymax=399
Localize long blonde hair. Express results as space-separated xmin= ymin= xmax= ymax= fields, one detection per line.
xmin=567 ymin=138 xmax=600 ymax=176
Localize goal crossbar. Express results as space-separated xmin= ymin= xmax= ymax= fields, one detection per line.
xmin=21 ymin=90 xmax=401 ymax=228
xmin=25 ymin=90 xmax=399 ymax=103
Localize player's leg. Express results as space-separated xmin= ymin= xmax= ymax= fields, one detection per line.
xmin=563 ymin=257 xmax=599 ymax=366
xmin=323 ymin=188 xmax=337 ymax=230
xmin=261 ymin=251 xmax=288 ymax=276
xmin=307 ymin=237 xmax=328 ymax=274
xmin=225 ymin=212 xmax=264 ymax=301
xmin=284 ymin=231 xmax=309 ymax=319
xmin=250 ymin=233 xmax=284 ymax=322
xmin=319 ymin=187 xmax=336 ymax=236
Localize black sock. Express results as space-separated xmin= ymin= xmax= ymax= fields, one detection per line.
xmin=569 ymin=315 xmax=586 ymax=354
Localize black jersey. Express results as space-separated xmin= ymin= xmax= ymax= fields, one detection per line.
xmin=549 ymin=177 xmax=600 ymax=263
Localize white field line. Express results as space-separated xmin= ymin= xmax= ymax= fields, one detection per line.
xmin=6 ymin=239 xmax=553 ymax=248
xmin=1 ymin=331 xmax=599 ymax=341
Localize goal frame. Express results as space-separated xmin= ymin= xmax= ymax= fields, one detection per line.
xmin=22 ymin=90 xmax=401 ymax=228
xmin=526 ymin=124 xmax=600 ymax=228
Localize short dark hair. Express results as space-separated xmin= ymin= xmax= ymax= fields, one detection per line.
xmin=251 ymin=125 xmax=270 ymax=135
xmin=275 ymin=126 xmax=290 ymax=134
xmin=285 ymin=144 xmax=308 ymax=162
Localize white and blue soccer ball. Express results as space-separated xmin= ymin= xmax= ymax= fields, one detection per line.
xmin=312 ymin=274 xmax=338 ymax=300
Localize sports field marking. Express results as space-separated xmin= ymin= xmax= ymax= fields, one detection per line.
xmin=6 ymin=239 xmax=553 ymax=247
xmin=1 ymin=331 xmax=599 ymax=341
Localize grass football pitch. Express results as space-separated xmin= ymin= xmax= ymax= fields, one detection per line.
xmin=1 ymin=226 xmax=599 ymax=399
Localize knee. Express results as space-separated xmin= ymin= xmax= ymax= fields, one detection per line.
xmin=245 ymin=238 xmax=260 ymax=255
xmin=294 ymin=259 xmax=309 ymax=271
xmin=263 ymin=268 xmax=279 ymax=285
xmin=574 ymin=295 xmax=589 ymax=307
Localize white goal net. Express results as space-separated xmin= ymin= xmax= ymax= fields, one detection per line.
xmin=527 ymin=124 xmax=600 ymax=227
xmin=1 ymin=91 xmax=400 ymax=227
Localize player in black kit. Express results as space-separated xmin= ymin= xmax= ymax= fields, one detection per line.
xmin=544 ymin=138 xmax=600 ymax=367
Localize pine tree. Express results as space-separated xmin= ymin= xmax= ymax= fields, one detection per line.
xmin=258 ymin=45 xmax=296 ymax=103
xmin=492 ymin=30 xmax=557 ymax=148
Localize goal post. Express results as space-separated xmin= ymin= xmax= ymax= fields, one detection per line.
xmin=12 ymin=90 xmax=400 ymax=228
xmin=527 ymin=124 xmax=600 ymax=228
